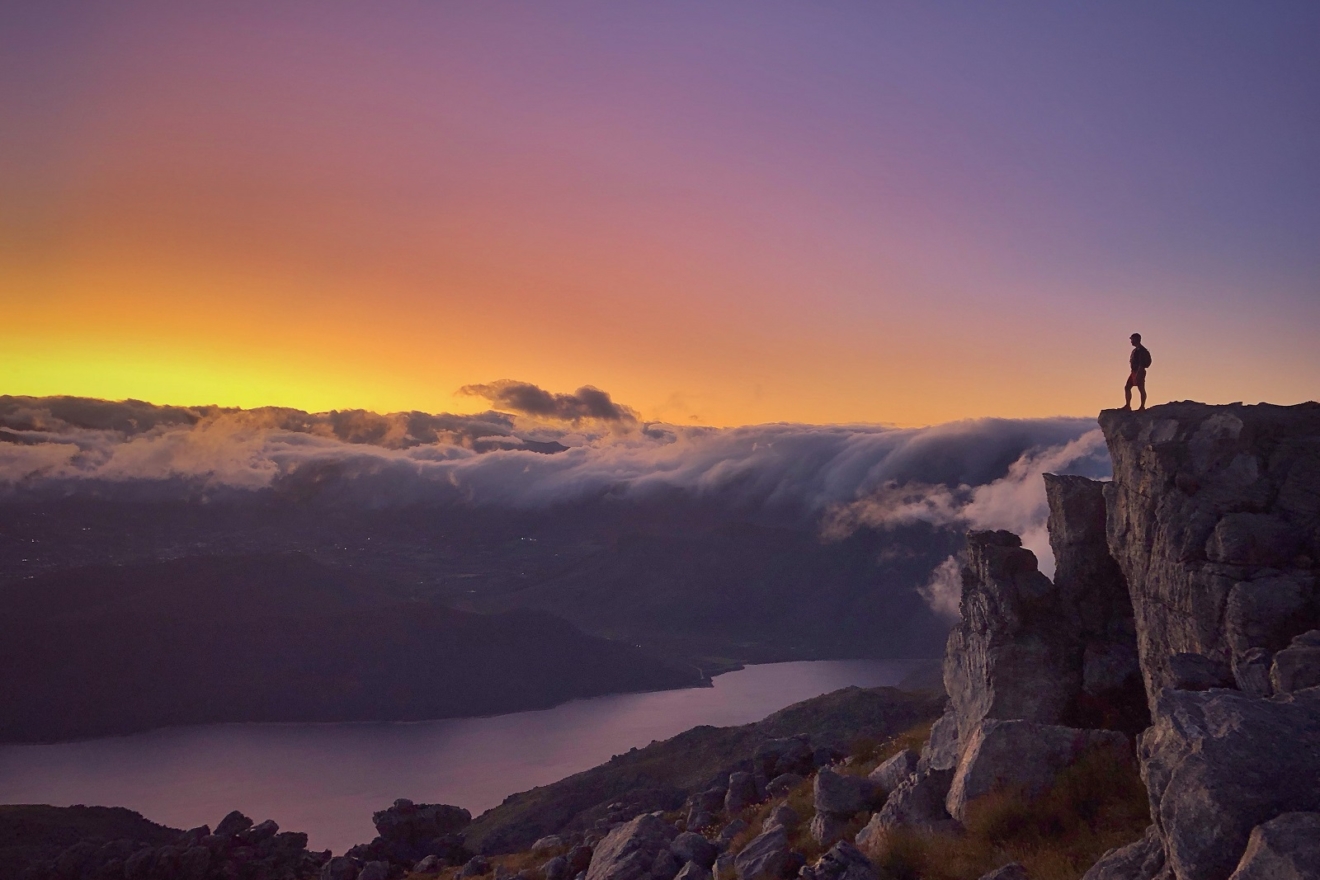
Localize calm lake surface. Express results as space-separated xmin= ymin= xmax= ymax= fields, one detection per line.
xmin=0 ymin=659 xmax=925 ymax=853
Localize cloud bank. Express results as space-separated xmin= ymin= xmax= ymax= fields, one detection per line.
xmin=0 ymin=386 xmax=1110 ymax=611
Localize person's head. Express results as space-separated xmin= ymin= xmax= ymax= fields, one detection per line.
xmin=1130 ymin=333 xmax=1142 ymax=346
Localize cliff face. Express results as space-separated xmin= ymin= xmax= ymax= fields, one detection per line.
xmin=1098 ymin=402 xmax=1320 ymax=702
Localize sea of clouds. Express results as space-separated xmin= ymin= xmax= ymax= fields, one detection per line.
xmin=0 ymin=384 xmax=1111 ymax=614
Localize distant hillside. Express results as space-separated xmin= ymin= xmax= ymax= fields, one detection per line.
xmin=462 ymin=685 xmax=945 ymax=854
xmin=0 ymin=553 xmax=699 ymax=742
xmin=0 ymin=806 xmax=180 ymax=880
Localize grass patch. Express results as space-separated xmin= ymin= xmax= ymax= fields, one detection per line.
xmin=868 ymin=745 xmax=1149 ymax=880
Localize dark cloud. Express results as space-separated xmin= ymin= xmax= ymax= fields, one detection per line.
xmin=458 ymin=381 xmax=637 ymax=423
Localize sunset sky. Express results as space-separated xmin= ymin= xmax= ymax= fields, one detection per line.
xmin=3 ymin=2 xmax=1317 ymax=427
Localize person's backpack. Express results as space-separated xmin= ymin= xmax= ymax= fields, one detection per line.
xmin=1138 ymin=347 xmax=1152 ymax=369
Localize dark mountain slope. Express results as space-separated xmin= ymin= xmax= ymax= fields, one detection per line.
xmin=0 ymin=553 xmax=698 ymax=742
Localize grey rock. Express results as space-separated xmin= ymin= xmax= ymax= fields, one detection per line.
xmin=1207 ymin=513 xmax=1304 ymax=566
xmin=374 ymin=800 xmax=471 ymax=844
xmin=946 ymin=720 xmax=1128 ymax=821
xmin=733 ymin=829 xmax=789 ymax=880
xmin=808 ymin=813 xmax=846 ymax=847
xmin=358 ymin=862 xmax=389 ymax=880
xmin=1080 ymin=825 xmax=1166 ymax=880
xmin=674 ymin=863 xmax=713 ymax=880
xmin=544 ymin=856 xmax=569 ymax=880
xmin=694 ymin=789 xmax=727 ymax=815
xmin=215 ymin=810 xmax=254 ymax=839
xmin=918 ymin=707 xmax=961 ymax=773
xmin=1166 ymin=652 xmax=1234 ymax=691
xmin=1138 ymin=686 xmax=1320 ymax=880
xmin=813 ymin=767 xmax=875 ymax=818
xmin=870 ymin=768 xmax=955 ymax=832
xmin=587 ymin=814 xmax=677 ymax=880
xmin=652 ymin=849 xmax=684 ymax=880
xmin=1228 ymin=812 xmax=1320 ymax=879
xmin=754 ymin=738 xmax=814 ymax=779
xmin=534 ymin=836 xmax=566 ymax=854
xmin=246 ymin=818 xmax=279 ymax=842
xmin=713 ymin=853 xmax=735 ymax=879
xmin=976 ymin=866 xmax=1028 ymax=880
xmin=1226 ymin=576 xmax=1314 ymax=655
xmin=765 ymin=774 xmax=804 ymax=799
xmin=726 ymin=773 xmax=760 ymax=814
xmin=762 ymin=805 xmax=799 ymax=834
xmin=812 ymin=747 xmax=843 ymax=769
xmin=1081 ymin=640 xmax=1143 ymax=696
xmin=687 ymin=812 xmax=715 ymax=832
xmin=322 ymin=857 xmax=360 ymax=880
xmin=415 ymin=855 xmax=442 ymax=874
xmin=568 ymin=845 xmax=594 ymax=875
xmin=1232 ymin=647 xmax=1274 ymax=697
xmin=1271 ymin=631 xmax=1320 ymax=693
xmin=716 ymin=819 xmax=748 ymax=848
xmin=670 ymin=834 xmax=717 ymax=870
xmin=463 ymin=856 xmax=492 ymax=877
xmin=807 ymin=842 xmax=875 ymax=880
xmin=867 ymin=750 xmax=919 ymax=794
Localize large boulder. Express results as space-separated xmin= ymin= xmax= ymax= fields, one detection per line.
xmin=802 ymin=842 xmax=875 ymax=880
xmin=812 ymin=768 xmax=875 ymax=818
xmin=917 ymin=708 xmax=960 ymax=773
xmin=859 ymin=768 xmax=954 ymax=838
xmin=1271 ymin=630 xmax=1320 ymax=693
xmin=753 ymin=737 xmax=814 ymax=779
xmin=669 ymin=833 xmax=717 ymax=870
xmin=732 ymin=829 xmax=789 ymax=880
xmin=673 ymin=863 xmax=712 ymax=880
xmin=1227 ymin=812 xmax=1320 ymax=880
xmin=373 ymin=799 xmax=472 ymax=845
xmin=586 ymin=814 xmax=677 ymax=880
xmin=725 ymin=773 xmax=760 ymax=814
xmin=946 ymin=720 xmax=1128 ymax=821
xmin=1138 ymin=686 xmax=1320 ymax=880
xmin=867 ymin=750 xmax=918 ymax=794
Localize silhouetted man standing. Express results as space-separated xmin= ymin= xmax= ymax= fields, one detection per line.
xmin=1124 ymin=333 xmax=1151 ymax=411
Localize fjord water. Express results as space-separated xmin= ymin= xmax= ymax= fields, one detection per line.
xmin=0 ymin=660 xmax=923 ymax=853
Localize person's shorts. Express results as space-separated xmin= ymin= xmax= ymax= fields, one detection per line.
xmin=1126 ymin=369 xmax=1147 ymax=388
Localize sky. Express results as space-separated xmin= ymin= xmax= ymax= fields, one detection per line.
xmin=3 ymin=2 xmax=1318 ymax=427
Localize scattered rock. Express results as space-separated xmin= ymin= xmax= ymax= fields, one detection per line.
xmin=917 ymin=708 xmax=960 ymax=773
xmin=761 ymin=805 xmax=799 ymax=834
xmin=670 ymin=832 xmax=717 ymax=869
xmin=812 ymin=768 xmax=875 ymax=818
xmin=323 ymin=856 xmax=360 ymax=880
xmin=358 ymin=861 xmax=389 ymax=880
xmin=674 ymin=862 xmax=713 ymax=880
xmin=753 ymin=738 xmax=814 ymax=779
xmin=415 ymin=855 xmax=442 ymax=873
xmin=716 ymin=819 xmax=747 ymax=848
xmin=1232 ymin=647 xmax=1274 ymax=697
xmin=1270 ymin=630 xmax=1320 ymax=693
xmin=585 ymin=814 xmax=676 ymax=880
xmin=1228 ymin=812 xmax=1320 ymax=879
xmin=214 ymin=811 xmax=254 ymax=839
xmin=463 ymin=855 xmax=492 ymax=877
xmin=567 ymin=844 xmax=593 ymax=875
xmin=866 ymin=768 xmax=955 ymax=834
xmin=732 ymin=829 xmax=789 ymax=880
xmin=807 ymin=813 xmax=846 ymax=848
xmin=544 ymin=855 xmax=570 ymax=880
xmin=652 ymin=849 xmax=684 ymax=880
xmin=765 ymin=774 xmax=803 ymax=799
xmin=867 ymin=750 xmax=918 ymax=794
xmin=805 ymin=842 xmax=875 ymax=880
xmin=533 ymin=836 xmax=566 ymax=854
xmin=1080 ymin=825 xmax=1165 ymax=880
xmin=725 ymin=773 xmax=760 ymax=814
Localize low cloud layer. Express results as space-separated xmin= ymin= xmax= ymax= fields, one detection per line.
xmin=0 ymin=391 xmax=1110 ymax=614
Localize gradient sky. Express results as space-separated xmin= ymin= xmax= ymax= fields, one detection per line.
xmin=3 ymin=2 xmax=1317 ymax=427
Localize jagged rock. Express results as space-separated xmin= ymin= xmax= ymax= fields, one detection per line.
xmin=245 ymin=818 xmax=279 ymax=842
xmin=585 ymin=814 xmax=676 ymax=880
xmin=762 ymin=805 xmax=799 ymax=834
xmin=753 ymin=738 xmax=814 ymax=779
xmin=1080 ymin=825 xmax=1166 ymax=880
xmin=867 ymin=768 xmax=954 ymax=833
xmin=462 ymin=855 xmax=492 ymax=876
xmin=807 ymin=814 xmax=846 ymax=847
xmin=322 ymin=856 xmax=360 ymax=880
xmin=374 ymin=800 xmax=472 ymax=845
xmin=652 ymin=849 xmax=684 ymax=880
xmin=214 ymin=810 xmax=254 ymax=839
xmin=946 ymin=720 xmax=1128 ymax=821
xmin=725 ymin=773 xmax=759 ymax=814
xmin=415 ymin=855 xmax=442 ymax=873
xmin=713 ymin=852 xmax=735 ymax=879
xmin=812 ymin=747 xmax=843 ymax=769
xmin=716 ymin=819 xmax=747 ymax=847
xmin=765 ymin=774 xmax=803 ymax=798
xmin=534 ymin=836 xmax=566 ymax=854
xmin=687 ymin=812 xmax=714 ymax=832
xmin=358 ymin=861 xmax=389 ymax=880
xmin=568 ymin=845 xmax=594 ymax=875
xmin=1166 ymin=652 xmax=1234 ymax=691
xmin=693 ymin=789 xmax=727 ymax=815
xmin=867 ymin=750 xmax=919 ymax=794
xmin=1099 ymin=403 xmax=1320 ymax=707
xmin=1139 ymin=686 xmax=1320 ymax=880
xmin=544 ymin=856 xmax=570 ymax=880
xmin=1232 ymin=648 xmax=1274 ymax=697
xmin=976 ymin=866 xmax=1028 ymax=880
xmin=944 ymin=531 xmax=1084 ymax=744
xmin=917 ymin=708 xmax=960 ymax=773
xmin=805 ymin=842 xmax=875 ymax=880
xmin=1228 ymin=812 xmax=1320 ymax=879
xmin=670 ymin=833 xmax=717 ymax=869
xmin=732 ymin=829 xmax=789 ymax=880
xmin=674 ymin=863 xmax=713 ymax=880
xmin=1271 ymin=630 xmax=1320 ymax=693
xmin=812 ymin=768 xmax=875 ymax=818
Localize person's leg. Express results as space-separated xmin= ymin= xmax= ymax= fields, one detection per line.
xmin=1138 ymin=379 xmax=1147 ymax=411
xmin=1124 ymin=376 xmax=1134 ymax=410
